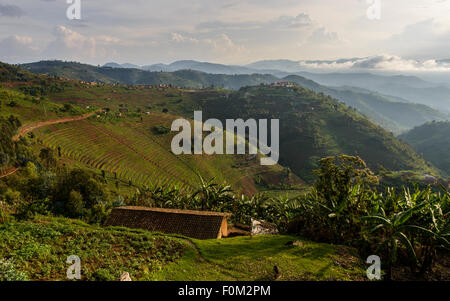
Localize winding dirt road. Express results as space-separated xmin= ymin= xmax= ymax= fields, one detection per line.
xmin=12 ymin=112 xmax=96 ymax=142
xmin=1 ymin=112 xmax=96 ymax=179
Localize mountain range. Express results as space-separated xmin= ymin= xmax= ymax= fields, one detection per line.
xmin=22 ymin=60 xmax=449 ymax=134
xmin=103 ymin=59 xmax=450 ymax=113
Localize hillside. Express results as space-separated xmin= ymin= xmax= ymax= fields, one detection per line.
xmin=195 ymin=85 xmax=437 ymax=182
xmin=0 ymin=216 xmax=365 ymax=281
xmin=284 ymin=75 xmax=449 ymax=134
xmin=295 ymin=71 xmax=450 ymax=113
xmin=399 ymin=121 xmax=450 ymax=176
xmin=5 ymin=61 xmax=438 ymax=183
xmin=21 ymin=61 xmax=447 ymax=134
xmin=0 ymin=62 xmax=303 ymax=195
xmin=22 ymin=61 xmax=278 ymax=90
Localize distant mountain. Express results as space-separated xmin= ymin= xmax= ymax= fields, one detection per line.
xmin=246 ymin=58 xmax=361 ymax=72
xmin=21 ymin=60 xmax=448 ymax=134
xmin=292 ymin=71 xmax=450 ymax=112
xmin=104 ymin=62 xmax=141 ymax=69
xmin=105 ymin=60 xmax=258 ymax=75
xmin=103 ymin=59 xmax=450 ymax=112
xmin=399 ymin=121 xmax=450 ymax=176
xmin=22 ymin=60 xmax=278 ymax=89
xmin=283 ymin=75 xmax=449 ymax=134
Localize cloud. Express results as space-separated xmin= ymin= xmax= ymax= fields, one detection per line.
xmin=386 ymin=19 xmax=450 ymax=59
xmin=0 ymin=35 xmax=39 ymax=62
xmin=298 ymin=54 xmax=450 ymax=72
xmin=0 ymin=4 xmax=25 ymax=17
xmin=168 ymin=32 xmax=248 ymax=63
xmin=43 ymin=26 xmax=120 ymax=61
xmin=307 ymin=27 xmax=340 ymax=44
xmin=171 ymin=33 xmax=199 ymax=43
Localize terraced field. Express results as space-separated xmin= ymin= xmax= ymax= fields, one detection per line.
xmin=33 ymin=113 xmax=299 ymax=194
xmin=35 ymin=119 xmax=197 ymax=189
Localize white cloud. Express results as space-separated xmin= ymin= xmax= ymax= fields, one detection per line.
xmin=171 ymin=33 xmax=199 ymax=43
xmin=298 ymin=54 xmax=450 ymax=72
xmin=43 ymin=26 xmax=120 ymax=61
xmin=0 ymin=35 xmax=39 ymax=62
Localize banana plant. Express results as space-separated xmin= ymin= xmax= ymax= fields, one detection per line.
xmin=362 ymin=201 xmax=429 ymax=280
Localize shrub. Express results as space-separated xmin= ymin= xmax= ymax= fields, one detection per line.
xmin=66 ymin=190 xmax=84 ymax=218
xmin=152 ymin=125 xmax=170 ymax=135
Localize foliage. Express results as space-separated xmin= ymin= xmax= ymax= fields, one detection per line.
xmin=0 ymin=217 xmax=185 ymax=281
xmin=289 ymin=155 xmax=450 ymax=279
xmin=0 ymin=258 xmax=29 ymax=281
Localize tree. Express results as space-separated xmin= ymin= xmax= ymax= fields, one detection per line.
xmin=66 ymin=190 xmax=84 ymax=218
xmin=39 ymin=148 xmax=57 ymax=169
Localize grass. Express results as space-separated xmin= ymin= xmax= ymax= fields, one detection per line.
xmin=0 ymin=217 xmax=367 ymax=281
xmin=0 ymin=216 xmax=186 ymax=281
xmin=31 ymin=113 xmax=303 ymax=195
xmin=156 ymin=235 xmax=366 ymax=281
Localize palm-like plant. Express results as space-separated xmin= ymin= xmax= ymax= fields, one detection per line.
xmin=192 ymin=176 xmax=234 ymax=211
xmin=362 ymin=201 xmax=428 ymax=280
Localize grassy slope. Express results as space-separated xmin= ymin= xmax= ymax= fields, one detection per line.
xmin=0 ymin=217 xmax=186 ymax=281
xmin=32 ymin=114 xmax=298 ymax=194
xmin=0 ymin=86 xmax=89 ymax=124
xmin=159 ymin=235 xmax=365 ymax=281
xmin=1 ymin=62 xmax=303 ymax=195
xmin=399 ymin=121 xmax=450 ymax=176
xmin=0 ymin=217 xmax=366 ymax=281
xmin=11 ymin=72 xmax=438 ymax=185
xmin=198 ymin=85 xmax=438 ymax=182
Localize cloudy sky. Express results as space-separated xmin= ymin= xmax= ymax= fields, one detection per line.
xmin=1 ymin=0 xmax=450 ymax=71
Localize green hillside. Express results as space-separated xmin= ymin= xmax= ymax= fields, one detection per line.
xmin=399 ymin=121 xmax=450 ymax=176
xmin=1 ymin=62 xmax=449 ymax=282
xmin=0 ymin=62 xmax=303 ymax=195
xmin=21 ymin=61 xmax=448 ymax=134
xmin=196 ymin=85 xmax=437 ymax=182
xmin=22 ymin=61 xmax=277 ymax=90
xmin=0 ymin=216 xmax=365 ymax=281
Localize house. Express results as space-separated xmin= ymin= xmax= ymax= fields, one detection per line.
xmin=104 ymin=206 xmax=231 ymax=239
xmin=271 ymin=81 xmax=295 ymax=88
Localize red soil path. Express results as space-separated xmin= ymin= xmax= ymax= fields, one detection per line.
xmin=1 ymin=112 xmax=96 ymax=179
xmin=12 ymin=112 xmax=96 ymax=142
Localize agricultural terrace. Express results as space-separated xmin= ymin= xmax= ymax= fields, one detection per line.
xmin=33 ymin=113 xmax=297 ymax=194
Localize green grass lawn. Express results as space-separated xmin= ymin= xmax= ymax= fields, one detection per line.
xmin=0 ymin=216 xmax=366 ymax=281
xmin=157 ymin=235 xmax=366 ymax=281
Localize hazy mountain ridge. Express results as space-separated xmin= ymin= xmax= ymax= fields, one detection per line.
xmin=399 ymin=121 xmax=450 ymax=176
xmin=103 ymin=59 xmax=450 ymax=112
xmin=21 ymin=60 xmax=448 ymax=134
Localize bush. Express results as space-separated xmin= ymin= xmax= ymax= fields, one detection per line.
xmin=152 ymin=125 xmax=170 ymax=135
xmin=66 ymin=190 xmax=84 ymax=218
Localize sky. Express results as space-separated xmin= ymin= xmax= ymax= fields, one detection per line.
xmin=2 ymin=0 xmax=450 ymax=72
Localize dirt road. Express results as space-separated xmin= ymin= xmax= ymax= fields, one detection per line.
xmin=12 ymin=112 xmax=96 ymax=142
xmin=1 ymin=112 xmax=96 ymax=179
